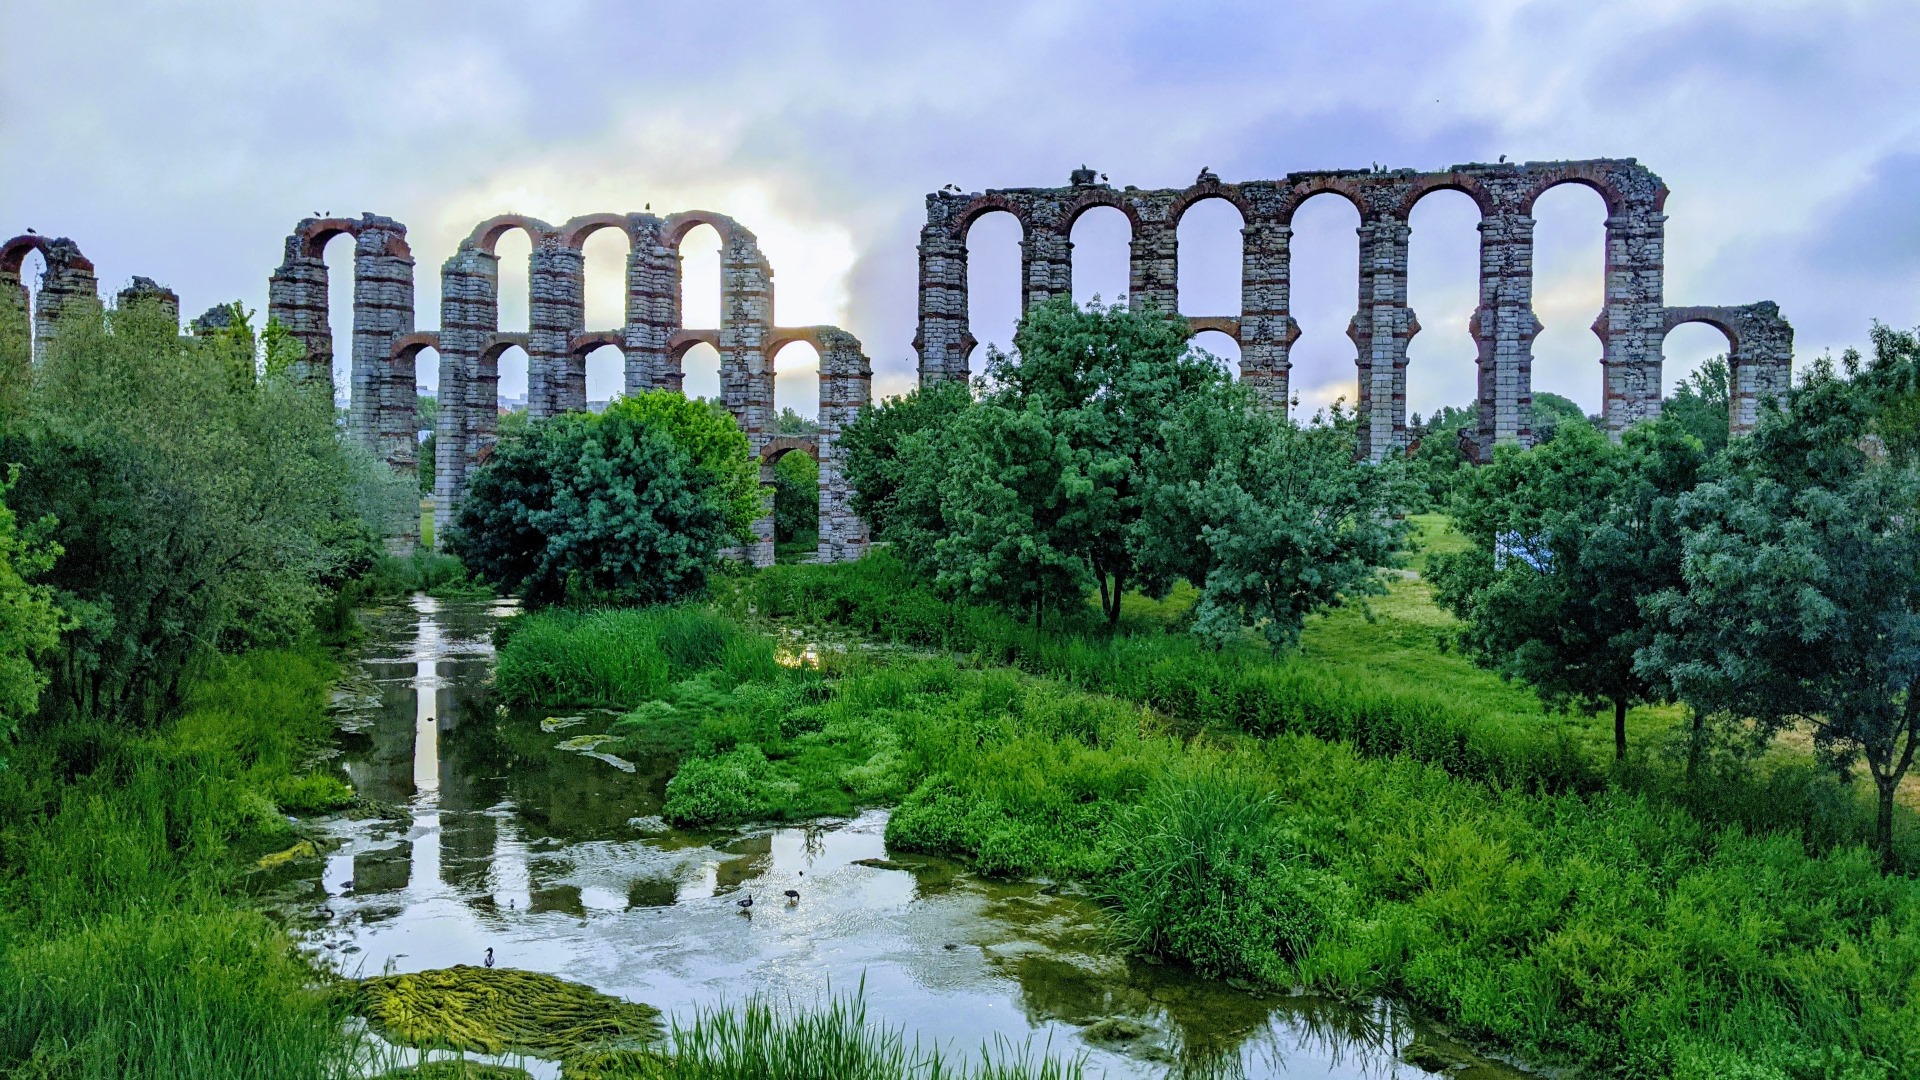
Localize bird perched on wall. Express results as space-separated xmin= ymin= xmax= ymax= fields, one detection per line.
xmin=484 ymin=947 xmax=495 ymax=969
xmin=24 ymin=228 xmax=35 ymax=234
xmin=1499 ymin=154 xmax=1508 ymax=163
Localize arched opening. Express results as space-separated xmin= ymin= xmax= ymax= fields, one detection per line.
xmin=1176 ymin=197 xmax=1244 ymax=318
xmin=409 ymin=346 xmax=441 ymax=512
xmin=1663 ymin=321 xmax=1735 ymax=452
xmin=496 ymin=344 xmax=530 ymax=414
xmin=321 ymin=230 xmax=356 ymax=406
xmin=493 ymin=228 xmax=533 ymax=337
xmin=770 ymin=340 xmax=820 ymax=425
xmin=1405 ymin=188 xmax=1483 ymax=424
xmin=965 ymin=210 xmax=1023 ymax=378
xmin=582 ymin=343 xmax=623 ymax=411
xmin=765 ymin=445 xmax=822 ymax=564
xmin=681 ymin=341 xmax=721 ymax=403
xmin=1287 ymin=191 xmax=1362 ymax=421
xmin=676 ymin=224 xmax=723 ymax=329
xmin=7 ymin=246 xmax=46 ymax=360
xmin=1190 ymin=328 xmax=1241 ymax=380
xmin=579 ymin=226 xmax=631 ymax=331
xmin=1529 ymin=182 xmax=1609 ymax=418
xmin=1069 ymin=205 xmax=1130 ymax=309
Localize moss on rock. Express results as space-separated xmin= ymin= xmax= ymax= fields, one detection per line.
xmin=354 ymin=965 xmax=661 ymax=1059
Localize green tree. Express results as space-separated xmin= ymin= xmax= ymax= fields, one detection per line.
xmin=840 ymin=381 xmax=973 ymax=567
xmin=417 ymin=393 xmax=438 ymax=495
xmin=1531 ymin=391 xmax=1594 ymax=444
xmin=450 ymin=404 xmax=744 ymax=606
xmin=771 ymin=450 xmax=819 ymax=544
xmin=1638 ymin=357 xmax=1920 ymax=867
xmin=1138 ymin=391 xmax=1408 ymax=651
xmin=1663 ymin=355 xmax=1732 ymax=456
xmin=774 ymin=407 xmax=819 ymax=436
xmin=1406 ymin=402 xmax=1479 ymax=508
xmin=1432 ymin=420 xmax=1706 ymax=760
xmin=950 ymin=297 xmax=1227 ymax=625
xmin=0 ymin=469 xmax=62 ymax=755
xmin=4 ymin=300 xmax=405 ymax=723
xmin=601 ymin=391 xmax=760 ymax=543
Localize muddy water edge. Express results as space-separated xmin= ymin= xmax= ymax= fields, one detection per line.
xmin=275 ymin=596 xmax=1538 ymax=1079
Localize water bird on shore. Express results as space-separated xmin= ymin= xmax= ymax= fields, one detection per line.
xmin=484 ymin=947 xmax=495 ymax=968
xmin=784 ymin=889 xmax=799 ymax=902
xmin=736 ymin=893 xmax=754 ymax=912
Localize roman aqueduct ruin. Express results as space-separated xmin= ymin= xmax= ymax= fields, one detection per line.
xmin=3 ymin=156 xmax=1795 ymax=551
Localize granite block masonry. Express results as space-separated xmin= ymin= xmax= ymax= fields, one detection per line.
xmin=915 ymin=160 xmax=1794 ymax=461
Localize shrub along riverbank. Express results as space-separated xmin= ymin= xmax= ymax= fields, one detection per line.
xmin=496 ymin=602 xmax=1920 ymax=1080
xmin=0 ymin=649 xmax=367 ymax=1079
xmin=728 ymin=545 xmax=1916 ymax=870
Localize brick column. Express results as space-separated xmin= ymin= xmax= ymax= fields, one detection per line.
xmin=267 ymin=230 xmax=335 ymax=389
xmin=1238 ymin=218 xmax=1293 ymax=410
xmin=433 ymin=245 xmax=499 ymax=539
xmin=1471 ymin=199 xmax=1541 ymax=457
xmin=816 ymin=327 xmax=873 ymax=563
xmin=915 ymin=223 xmax=972 ymax=385
xmin=1728 ymin=302 xmax=1794 ymax=437
xmin=352 ymin=216 xmax=417 ymax=480
xmin=1129 ymin=212 xmax=1179 ymax=314
xmin=527 ymin=236 xmax=582 ymax=418
xmin=1020 ymin=224 xmax=1072 ymax=311
xmin=116 ymin=276 xmax=179 ymax=327
xmin=624 ymin=214 xmax=676 ymax=394
xmin=1600 ymin=203 xmax=1667 ymax=435
xmin=1349 ymin=214 xmax=1414 ymax=460
xmin=717 ymin=227 xmax=777 ymax=566
xmin=30 ymin=239 xmax=99 ymax=364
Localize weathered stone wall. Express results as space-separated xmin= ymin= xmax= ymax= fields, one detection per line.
xmin=116 ymin=276 xmax=179 ymax=326
xmin=915 ymin=159 xmax=1787 ymax=459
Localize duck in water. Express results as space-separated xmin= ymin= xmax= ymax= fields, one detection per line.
xmin=784 ymin=889 xmax=800 ymax=903
xmin=736 ymin=894 xmax=754 ymax=914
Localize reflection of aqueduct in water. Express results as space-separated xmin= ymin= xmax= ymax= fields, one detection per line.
xmin=261 ymin=209 xmax=873 ymax=564
xmin=5 ymin=156 xmax=1797 ymax=551
xmin=915 ymin=159 xmax=1793 ymax=460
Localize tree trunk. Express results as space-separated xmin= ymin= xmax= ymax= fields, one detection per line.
xmin=1106 ymin=570 xmax=1124 ymax=628
xmin=1095 ymin=569 xmax=1111 ymax=627
xmin=1876 ymin=774 xmax=1898 ymax=873
xmin=1684 ymin=708 xmax=1706 ymax=782
xmin=1613 ymin=697 xmax=1628 ymax=762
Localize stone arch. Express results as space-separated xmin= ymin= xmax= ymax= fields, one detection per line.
xmin=1520 ymin=163 xmax=1668 ymax=218
xmin=392 ymin=331 xmax=440 ymax=361
xmin=297 ymin=217 xmax=362 ymax=259
xmin=0 ymin=234 xmax=80 ymax=276
xmin=568 ymin=329 xmax=624 ymax=357
xmin=1061 ymin=188 xmax=1143 ymax=233
xmin=480 ymin=332 xmax=531 ymax=362
xmin=1281 ymin=178 xmax=1370 ymax=224
xmin=951 ymin=194 xmax=1034 ymax=241
xmin=759 ymin=435 xmax=820 ymax=464
xmin=1399 ymin=174 xmax=1496 ymax=219
xmin=660 ymin=210 xmax=742 ymax=250
xmin=560 ymin=213 xmax=632 ymax=250
xmin=1167 ymin=183 xmax=1254 ymax=229
xmin=466 ymin=214 xmax=557 ymax=255
xmin=1186 ymin=315 xmax=1241 ymax=342
xmin=1660 ymin=308 xmax=1740 ymax=356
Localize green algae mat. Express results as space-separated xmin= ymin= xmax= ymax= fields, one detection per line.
xmin=355 ymin=965 xmax=661 ymax=1061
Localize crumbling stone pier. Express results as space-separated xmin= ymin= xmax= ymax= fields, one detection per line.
xmin=915 ymin=160 xmax=1793 ymax=458
xmin=265 ymin=209 xmax=871 ymax=564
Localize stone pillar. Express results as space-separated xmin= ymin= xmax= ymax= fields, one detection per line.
xmin=116 ymin=276 xmax=179 ymax=327
xmin=624 ymin=214 xmax=677 ymax=394
xmin=527 ymin=236 xmax=582 ymax=418
xmin=1239 ymin=218 xmax=1294 ymax=410
xmin=715 ymin=227 xmax=777 ymax=566
xmin=1600 ymin=203 xmax=1667 ymax=436
xmin=1471 ymin=199 xmax=1541 ymax=457
xmin=352 ymin=216 xmax=417 ymax=480
xmin=32 ymin=239 xmax=100 ymax=364
xmin=1349 ymin=214 xmax=1415 ymax=460
xmin=915 ymin=223 xmax=972 ymax=385
xmin=1020 ymin=220 xmax=1072 ymax=311
xmin=267 ymin=228 xmax=335 ymax=389
xmin=1129 ymin=208 xmax=1179 ymax=314
xmin=433 ymin=245 xmax=500 ymax=540
xmin=1728 ymin=302 xmax=1794 ymax=437
xmin=816 ymin=327 xmax=873 ymax=563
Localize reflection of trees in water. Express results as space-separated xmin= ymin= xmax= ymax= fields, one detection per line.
xmin=1001 ymin=942 xmax=1423 ymax=1080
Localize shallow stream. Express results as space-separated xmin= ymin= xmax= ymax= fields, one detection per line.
xmin=288 ymin=596 xmax=1535 ymax=1079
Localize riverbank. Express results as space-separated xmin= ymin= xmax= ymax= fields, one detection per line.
xmin=0 ymin=648 xmax=367 ymax=1079
xmin=496 ymin=600 xmax=1920 ymax=1079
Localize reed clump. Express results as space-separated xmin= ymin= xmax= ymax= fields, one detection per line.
xmin=354 ymin=965 xmax=662 ymax=1059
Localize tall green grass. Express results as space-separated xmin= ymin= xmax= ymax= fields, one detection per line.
xmin=495 ymin=606 xmax=779 ymax=709
xmin=736 ymin=551 xmax=1917 ymax=868
xmin=576 ymin=989 xmax=1082 ymax=1080
xmin=498 ymin=605 xmax=1920 ymax=1077
xmin=0 ymin=649 xmax=371 ymax=1079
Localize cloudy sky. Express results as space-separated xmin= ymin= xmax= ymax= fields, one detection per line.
xmin=5 ymin=0 xmax=1918 ymax=420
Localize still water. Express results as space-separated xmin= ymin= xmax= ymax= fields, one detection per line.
xmin=293 ymin=596 xmax=1534 ymax=1079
